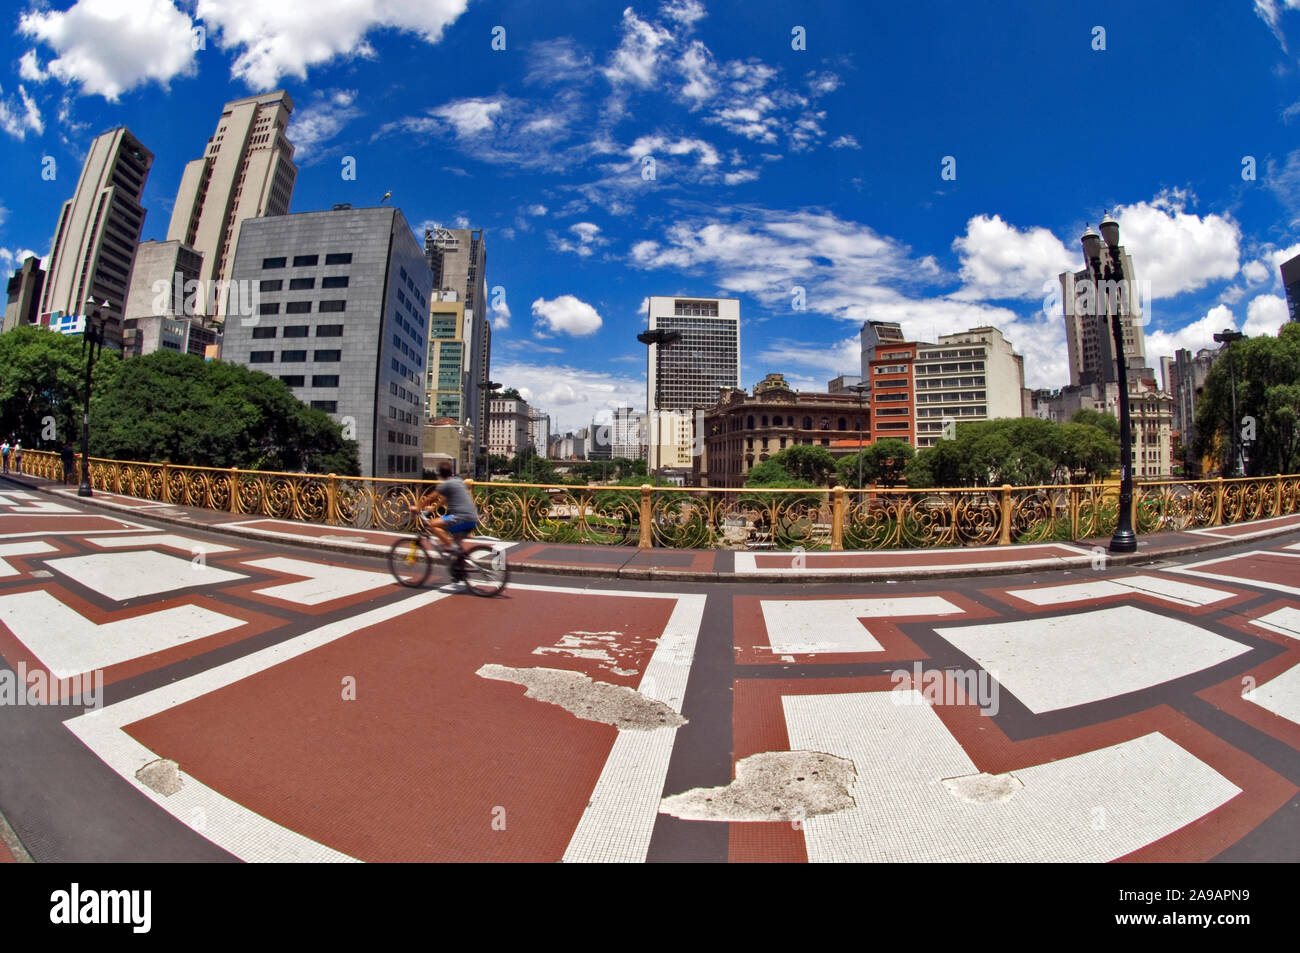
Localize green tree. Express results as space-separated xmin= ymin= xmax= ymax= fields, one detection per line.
xmin=88 ymin=351 xmax=359 ymax=473
xmin=1071 ymin=408 xmax=1120 ymax=441
xmin=1193 ymin=324 xmax=1300 ymax=476
xmin=1058 ymin=422 xmax=1119 ymax=481
xmin=836 ymin=438 xmax=915 ymax=488
xmin=762 ymin=444 xmax=837 ymax=484
xmin=0 ymin=326 xmax=111 ymax=450
xmin=497 ymin=387 xmax=523 ymax=400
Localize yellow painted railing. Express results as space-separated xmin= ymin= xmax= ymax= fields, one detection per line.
xmin=18 ymin=450 xmax=1300 ymax=551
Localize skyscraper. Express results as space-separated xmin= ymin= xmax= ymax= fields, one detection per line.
xmin=39 ymin=127 xmax=153 ymax=347
xmin=645 ymin=296 xmax=740 ymax=472
xmin=1282 ymin=252 xmax=1300 ymax=323
xmin=223 ymin=206 xmax=431 ymax=478
xmin=1059 ymin=232 xmax=1148 ymax=387
xmin=167 ymin=90 xmax=297 ymax=321
xmin=425 ymin=227 xmax=490 ymax=458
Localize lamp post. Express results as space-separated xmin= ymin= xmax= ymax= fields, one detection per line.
xmin=1081 ymin=216 xmax=1137 ymax=553
xmin=1212 ymin=329 xmax=1246 ymax=477
xmin=637 ymin=328 xmax=682 ymax=477
xmin=78 ymin=298 xmax=108 ymax=498
xmin=479 ymin=380 xmax=501 ymax=479
xmin=847 ymin=381 xmax=870 ymax=488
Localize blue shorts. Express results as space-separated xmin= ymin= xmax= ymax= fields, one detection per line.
xmin=440 ymin=517 xmax=477 ymax=536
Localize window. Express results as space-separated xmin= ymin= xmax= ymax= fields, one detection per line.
xmin=310 ymin=400 xmax=338 ymax=413
xmin=262 ymin=257 xmax=286 ymax=269
xmin=280 ymin=349 xmax=307 ymax=362
xmin=315 ymin=349 xmax=341 ymax=362
xmin=251 ymin=327 xmax=277 ymax=339
xmin=316 ymin=325 xmax=343 ymax=337
xmin=313 ymin=375 xmax=339 ymax=388
xmin=319 ymin=300 xmax=346 ymax=313
xmin=285 ymin=301 xmax=311 ymax=314
xmin=259 ymin=279 xmax=282 ymax=291
xmin=321 ymin=275 xmax=349 ymax=288
xmin=259 ymin=302 xmax=280 ymax=315
xmin=283 ymin=325 xmax=309 ymax=338
xmin=289 ymin=277 xmax=315 ymax=290
xmin=803 ymin=416 xmax=812 ymax=430
xmin=279 ymin=375 xmax=304 ymax=386
xmin=293 ymin=254 xmax=318 ymax=267
xmin=325 ymin=253 xmax=352 ymax=265
xmin=250 ymin=351 xmax=274 ymax=363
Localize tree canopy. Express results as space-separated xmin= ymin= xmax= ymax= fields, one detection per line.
xmin=1192 ymin=323 xmax=1300 ymax=476
xmin=744 ymin=446 xmax=832 ymax=488
xmin=836 ymin=439 xmax=915 ymax=488
xmin=904 ymin=417 xmax=1118 ymax=487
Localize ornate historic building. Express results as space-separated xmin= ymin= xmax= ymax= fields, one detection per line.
xmin=695 ymin=374 xmax=868 ymax=488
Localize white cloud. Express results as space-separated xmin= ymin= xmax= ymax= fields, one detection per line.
xmin=603 ymin=7 xmax=674 ymax=88
xmin=1242 ymin=259 xmax=1271 ymax=284
xmin=549 ymin=222 xmax=607 ymax=258
xmin=18 ymin=51 xmax=46 ymax=83
xmin=0 ymin=84 xmax=44 ymax=139
xmin=1254 ymin=0 xmax=1300 ymax=50
xmin=950 ymin=214 xmax=1076 ymax=302
xmin=532 ymin=295 xmax=603 ymax=336
xmin=661 ymin=0 xmax=707 ymax=27
xmin=496 ymin=361 xmax=644 ymax=432
xmin=524 ymin=204 xmax=548 ymax=216
xmin=1145 ymin=305 xmax=1238 ymax=366
xmin=434 ymin=97 xmax=504 ymax=137
xmin=195 ymin=0 xmax=469 ymax=88
xmin=1243 ymin=293 xmax=1290 ymax=336
xmin=724 ymin=169 xmax=759 ymax=185
xmin=20 ymin=0 xmax=197 ymax=101
xmin=491 ymin=291 xmax=512 ymax=330
xmin=288 ymin=89 xmax=362 ymax=160
xmin=1113 ymin=190 xmax=1240 ymax=298
xmin=829 ymin=135 xmax=860 ymax=150
xmin=627 ymin=134 xmax=721 ymax=167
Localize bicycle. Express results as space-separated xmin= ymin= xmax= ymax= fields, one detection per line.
xmin=386 ymin=512 xmax=509 ymax=597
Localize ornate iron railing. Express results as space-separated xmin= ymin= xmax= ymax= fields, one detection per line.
xmin=18 ymin=450 xmax=1300 ymax=551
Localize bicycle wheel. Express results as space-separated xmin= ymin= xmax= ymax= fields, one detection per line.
xmin=461 ymin=544 xmax=509 ymax=597
xmin=387 ymin=536 xmax=433 ymax=587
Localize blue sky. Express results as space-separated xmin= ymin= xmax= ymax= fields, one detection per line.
xmin=1 ymin=0 xmax=1298 ymax=433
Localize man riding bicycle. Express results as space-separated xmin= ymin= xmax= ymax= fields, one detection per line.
xmin=411 ymin=461 xmax=479 ymax=554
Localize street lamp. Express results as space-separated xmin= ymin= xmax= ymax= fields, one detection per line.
xmin=78 ymin=298 xmax=109 ymax=498
xmin=479 ymin=379 xmax=501 ymax=479
xmin=847 ymin=381 xmax=870 ymax=488
xmin=1081 ymin=216 xmax=1137 ymax=553
xmin=637 ymin=329 xmax=682 ymax=477
xmin=1212 ymin=329 xmax=1246 ymax=477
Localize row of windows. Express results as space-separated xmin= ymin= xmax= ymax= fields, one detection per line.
xmin=874 ymin=364 xmax=909 ymax=375
xmin=259 ymin=276 xmax=350 ymax=291
xmin=916 ymin=376 xmax=985 ymax=389
xmin=916 ymin=391 xmax=986 ymax=403
xmin=388 ymin=455 xmax=420 ymax=474
xmin=915 ymin=362 xmax=985 ymax=375
xmin=263 ymin=253 xmax=352 ymax=269
xmin=252 ymin=324 xmax=343 ymax=339
xmin=251 ymin=350 xmax=341 ymax=363
xmin=279 ymin=375 xmax=339 ymax=387
xmin=387 ymin=430 xmax=418 ymax=446
xmin=388 ymin=380 xmax=420 ymax=408
xmin=258 ymin=300 xmax=347 ymax=315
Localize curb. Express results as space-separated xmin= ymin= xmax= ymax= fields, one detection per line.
xmin=5 ymin=474 xmax=1299 ymax=583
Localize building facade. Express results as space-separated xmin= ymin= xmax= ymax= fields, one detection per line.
xmin=3 ymin=257 xmax=45 ymax=333
xmin=696 ymin=374 xmax=867 ymax=487
xmin=1059 ymin=240 xmax=1149 ymax=387
xmin=120 ymin=240 xmax=214 ymax=356
xmin=425 ymin=227 xmax=490 ymax=461
xmin=1163 ymin=347 xmax=1217 ymax=475
xmin=913 ymin=327 xmax=1025 ymax=448
xmin=528 ymin=408 xmax=550 ymax=456
xmin=646 ymin=296 xmax=740 ymax=472
xmin=867 ymin=341 xmax=917 ymax=445
xmin=167 ymin=91 xmax=297 ymax=322
xmin=1282 ymin=252 xmax=1300 ymax=323
xmin=224 ymin=206 xmax=430 ymax=478
xmin=610 ymin=407 xmax=646 ymax=460
xmin=859 ymin=320 xmax=906 ymax=384
xmin=425 ymin=292 xmax=467 ymax=422
xmin=40 ymin=127 xmax=153 ymax=348
xmin=487 ymin=396 xmax=531 ymax=458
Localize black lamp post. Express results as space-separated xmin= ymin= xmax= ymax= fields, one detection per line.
xmin=1081 ymin=216 xmax=1137 ymax=553
xmin=848 ymin=381 xmax=870 ymax=488
xmin=78 ymin=298 xmax=108 ymax=498
xmin=1212 ymin=329 xmax=1246 ymax=477
xmin=479 ymin=380 xmax=501 ymax=479
xmin=637 ymin=329 xmax=682 ymax=476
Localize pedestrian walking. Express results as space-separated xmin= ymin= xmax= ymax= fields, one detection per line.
xmin=1 ymin=440 xmax=9 ymax=474
xmin=13 ymin=441 xmax=21 ymax=474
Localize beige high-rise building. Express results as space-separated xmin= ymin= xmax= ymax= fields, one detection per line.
xmin=913 ymin=326 xmax=1026 ymax=448
xmin=167 ymin=90 xmax=297 ymax=321
xmin=39 ymin=127 xmax=153 ymax=348
xmin=425 ymin=227 xmax=490 ymax=465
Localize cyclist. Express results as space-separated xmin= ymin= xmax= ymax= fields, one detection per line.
xmin=410 ymin=461 xmax=479 ymax=555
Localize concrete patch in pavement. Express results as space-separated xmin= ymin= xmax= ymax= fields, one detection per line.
xmin=658 ymin=750 xmax=856 ymax=822
xmin=477 ymin=664 xmax=687 ymax=731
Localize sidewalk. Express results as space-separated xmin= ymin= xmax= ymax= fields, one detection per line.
xmin=8 ymin=471 xmax=1300 ymax=582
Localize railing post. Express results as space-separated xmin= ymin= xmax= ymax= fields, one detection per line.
xmin=639 ymin=484 xmax=653 ymax=548
xmin=161 ymin=462 xmax=171 ymax=504
xmin=326 ymin=473 xmax=338 ymax=525
xmin=831 ymin=485 xmax=845 ymax=551
xmin=1275 ymin=475 xmax=1284 ymax=517
xmin=1212 ymin=476 xmax=1224 ymax=526
xmin=229 ymin=468 xmax=240 ymax=514
xmin=999 ymin=485 xmax=1013 ymax=545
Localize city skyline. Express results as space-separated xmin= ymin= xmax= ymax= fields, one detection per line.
xmin=1 ymin=1 xmax=1299 ymax=433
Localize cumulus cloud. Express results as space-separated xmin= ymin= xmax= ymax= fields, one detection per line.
xmin=288 ymin=89 xmax=362 ymax=161
xmin=549 ymin=221 xmax=608 ymax=258
xmin=18 ymin=51 xmax=46 ymax=83
xmin=1113 ymin=190 xmax=1240 ymax=298
xmin=829 ymin=135 xmax=860 ymax=150
xmin=1145 ymin=305 xmax=1239 ymax=366
xmin=1243 ymin=293 xmax=1290 ymax=336
xmin=0 ymin=84 xmax=44 ymax=139
xmin=195 ymin=0 xmax=469 ymax=88
xmin=950 ymin=214 xmax=1075 ymax=301
xmin=532 ymin=295 xmax=603 ymax=336
xmin=20 ymin=0 xmax=197 ymax=101
xmin=496 ymin=360 xmax=643 ymax=432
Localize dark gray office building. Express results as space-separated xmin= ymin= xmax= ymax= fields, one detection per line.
xmin=224 ymin=205 xmax=431 ymax=478
xmin=1283 ymin=252 xmax=1300 ymax=324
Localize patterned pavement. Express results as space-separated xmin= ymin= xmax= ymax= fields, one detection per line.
xmin=0 ymin=479 xmax=1297 ymax=862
